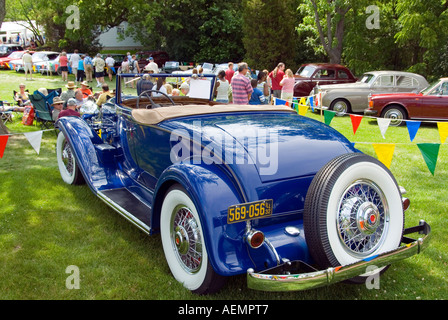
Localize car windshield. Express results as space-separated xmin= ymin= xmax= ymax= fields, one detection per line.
xmin=32 ymin=52 xmax=48 ymax=60
xmin=421 ymin=80 xmax=444 ymax=95
xmin=359 ymin=74 xmax=375 ymax=83
xmin=115 ymin=73 xmax=217 ymax=104
xmin=296 ymin=66 xmax=316 ymax=77
xmin=0 ymin=46 xmax=10 ymax=53
xmin=166 ymin=62 xmax=179 ymax=68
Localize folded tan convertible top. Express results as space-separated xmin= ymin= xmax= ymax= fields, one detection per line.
xmin=131 ymin=104 xmax=296 ymax=125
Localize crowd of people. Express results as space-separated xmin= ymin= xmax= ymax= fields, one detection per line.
xmin=3 ymin=55 xmax=296 ymax=127
xmin=215 ymin=61 xmax=295 ymax=106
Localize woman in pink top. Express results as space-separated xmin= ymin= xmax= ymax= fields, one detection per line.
xmin=59 ymin=52 xmax=69 ymax=82
xmin=280 ymin=69 xmax=295 ymax=103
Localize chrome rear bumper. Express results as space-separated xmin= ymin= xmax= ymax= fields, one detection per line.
xmin=247 ymin=220 xmax=431 ymax=292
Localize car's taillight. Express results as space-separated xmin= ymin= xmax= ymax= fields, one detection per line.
xmin=246 ymin=229 xmax=265 ymax=249
xmin=369 ymin=100 xmax=374 ymax=108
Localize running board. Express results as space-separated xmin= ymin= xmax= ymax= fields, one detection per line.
xmin=97 ymin=188 xmax=152 ymax=234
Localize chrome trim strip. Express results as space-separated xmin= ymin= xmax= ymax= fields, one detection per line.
xmin=247 ymin=221 xmax=430 ymax=292
xmin=97 ymin=190 xmax=151 ymax=235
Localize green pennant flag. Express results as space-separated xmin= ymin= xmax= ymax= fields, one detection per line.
xmin=417 ymin=143 xmax=440 ymax=175
xmin=324 ymin=110 xmax=336 ymax=125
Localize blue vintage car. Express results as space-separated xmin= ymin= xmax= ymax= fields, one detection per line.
xmin=56 ymin=73 xmax=430 ymax=294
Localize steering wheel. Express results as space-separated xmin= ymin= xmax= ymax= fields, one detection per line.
xmin=137 ymin=89 xmax=176 ymax=109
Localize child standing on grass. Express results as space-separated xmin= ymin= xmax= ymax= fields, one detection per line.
xmin=280 ymin=69 xmax=295 ymax=104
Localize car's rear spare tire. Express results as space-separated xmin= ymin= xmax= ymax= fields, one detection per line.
xmin=304 ymin=153 xmax=404 ymax=283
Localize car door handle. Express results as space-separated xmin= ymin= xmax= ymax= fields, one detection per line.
xmin=124 ymin=127 xmax=135 ymax=132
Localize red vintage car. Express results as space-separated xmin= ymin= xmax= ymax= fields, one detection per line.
xmin=0 ymin=50 xmax=31 ymax=69
xmin=293 ymin=63 xmax=357 ymax=97
xmin=364 ymin=78 xmax=448 ymax=126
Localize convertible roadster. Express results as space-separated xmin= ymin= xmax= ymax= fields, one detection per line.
xmin=56 ymin=73 xmax=430 ymax=294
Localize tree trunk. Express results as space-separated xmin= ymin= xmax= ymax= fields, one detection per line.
xmin=310 ymin=0 xmax=350 ymax=65
xmin=0 ymin=120 xmax=9 ymax=135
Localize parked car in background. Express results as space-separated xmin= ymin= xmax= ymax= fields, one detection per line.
xmin=37 ymin=53 xmax=86 ymax=75
xmin=0 ymin=50 xmax=31 ymax=69
xmin=162 ymin=61 xmax=181 ymax=73
xmin=10 ymin=51 xmax=59 ymax=72
xmin=55 ymin=72 xmax=430 ymax=294
xmin=365 ymin=77 xmax=448 ymax=126
xmin=0 ymin=44 xmax=24 ymax=57
xmin=136 ymin=50 xmax=170 ymax=70
xmin=319 ymin=71 xmax=429 ymax=115
xmin=293 ymin=63 xmax=357 ymax=97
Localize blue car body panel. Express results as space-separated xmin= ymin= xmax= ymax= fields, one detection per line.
xmin=57 ymin=69 xmax=364 ymax=276
xmin=57 ymin=89 xmax=359 ymax=276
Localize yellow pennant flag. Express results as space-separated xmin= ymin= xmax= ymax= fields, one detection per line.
xmin=437 ymin=122 xmax=448 ymax=143
xmin=298 ymin=105 xmax=308 ymax=116
xmin=33 ymin=65 xmax=36 ymax=72
xmin=299 ymin=97 xmax=306 ymax=106
xmin=373 ymin=143 xmax=395 ymax=169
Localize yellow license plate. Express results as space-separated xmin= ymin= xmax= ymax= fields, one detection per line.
xmin=227 ymin=200 xmax=273 ymax=224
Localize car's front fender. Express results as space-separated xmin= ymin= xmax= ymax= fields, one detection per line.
xmin=56 ymin=116 xmax=122 ymax=192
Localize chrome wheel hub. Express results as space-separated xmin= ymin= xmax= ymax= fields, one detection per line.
xmin=62 ymin=142 xmax=74 ymax=175
xmin=171 ymin=206 xmax=202 ymax=274
xmin=337 ymin=180 xmax=388 ymax=257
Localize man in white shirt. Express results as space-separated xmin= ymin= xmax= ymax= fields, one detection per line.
xmin=22 ymin=50 xmax=33 ymax=81
xmin=144 ymin=57 xmax=159 ymax=73
xmin=105 ymin=54 xmax=115 ymax=81
xmin=69 ymin=50 xmax=81 ymax=82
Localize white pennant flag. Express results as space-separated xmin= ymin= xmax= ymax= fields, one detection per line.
xmin=24 ymin=131 xmax=43 ymax=155
xmin=377 ymin=118 xmax=391 ymax=139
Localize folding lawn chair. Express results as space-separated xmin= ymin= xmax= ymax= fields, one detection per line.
xmin=29 ymin=92 xmax=55 ymax=129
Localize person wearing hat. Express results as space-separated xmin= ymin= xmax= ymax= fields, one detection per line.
xmin=61 ymin=81 xmax=77 ymax=102
xmin=51 ymin=96 xmax=64 ymax=121
xmin=180 ymin=82 xmax=190 ymax=96
xmin=144 ymin=56 xmax=159 ymax=74
xmin=80 ymin=81 xmax=93 ymax=99
xmin=58 ymin=98 xmax=80 ymax=119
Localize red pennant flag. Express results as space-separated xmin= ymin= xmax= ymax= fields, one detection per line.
xmin=0 ymin=135 xmax=9 ymax=158
xmin=285 ymin=101 xmax=289 ymax=107
xmin=350 ymin=114 xmax=363 ymax=135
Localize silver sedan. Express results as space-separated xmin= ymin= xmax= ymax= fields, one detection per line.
xmin=318 ymin=71 xmax=429 ymax=115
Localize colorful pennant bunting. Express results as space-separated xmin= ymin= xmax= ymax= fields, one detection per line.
xmin=350 ymin=114 xmax=363 ymax=135
xmin=373 ymin=143 xmax=395 ymax=169
xmin=376 ymin=118 xmax=391 ymax=139
xmin=437 ymin=122 xmax=448 ymax=144
xmin=0 ymin=135 xmax=9 ymax=158
xmin=417 ymin=143 xmax=440 ymax=175
xmin=406 ymin=121 xmax=421 ymax=142
xmin=23 ymin=131 xmax=43 ymax=155
xmin=298 ymin=105 xmax=308 ymax=116
xmin=324 ymin=110 xmax=335 ymax=126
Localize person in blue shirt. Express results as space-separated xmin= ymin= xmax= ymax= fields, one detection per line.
xmin=83 ymin=54 xmax=93 ymax=82
xmin=249 ymin=79 xmax=266 ymax=105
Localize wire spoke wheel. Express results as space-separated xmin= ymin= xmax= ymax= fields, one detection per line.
xmin=160 ymin=185 xmax=225 ymax=294
xmin=304 ymin=153 xmax=404 ymax=283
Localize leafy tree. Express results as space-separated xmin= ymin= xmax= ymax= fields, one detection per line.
xmin=241 ymin=0 xmax=300 ymax=71
xmin=125 ymin=0 xmax=244 ymax=63
xmin=298 ymin=0 xmax=352 ymax=64
xmin=395 ymin=0 xmax=448 ymax=80
xmin=6 ymin=0 xmax=130 ymax=53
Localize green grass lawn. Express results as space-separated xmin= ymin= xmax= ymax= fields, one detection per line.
xmin=1 ymin=70 xmax=447 ymax=301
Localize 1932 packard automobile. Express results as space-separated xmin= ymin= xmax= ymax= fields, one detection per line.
xmin=56 ymin=73 xmax=430 ymax=294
